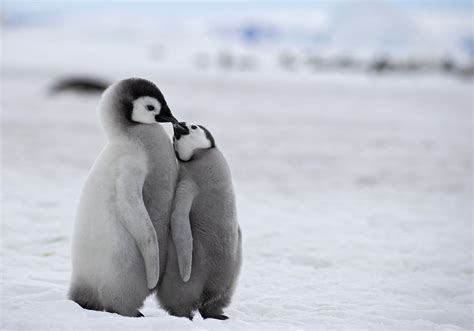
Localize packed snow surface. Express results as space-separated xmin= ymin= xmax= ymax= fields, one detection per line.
xmin=2 ymin=68 xmax=472 ymax=330
xmin=1 ymin=7 xmax=473 ymax=330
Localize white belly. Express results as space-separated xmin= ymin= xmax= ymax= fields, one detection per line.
xmin=70 ymin=146 xmax=145 ymax=285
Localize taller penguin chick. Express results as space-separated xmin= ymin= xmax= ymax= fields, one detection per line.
xmin=69 ymin=78 xmax=179 ymax=317
xmin=157 ymin=122 xmax=242 ymax=320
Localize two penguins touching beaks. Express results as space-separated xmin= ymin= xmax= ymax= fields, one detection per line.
xmin=69 ymin=78 xmax=242 ymax=320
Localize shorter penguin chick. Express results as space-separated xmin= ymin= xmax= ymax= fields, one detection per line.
xmin=157 ymin=122 xmax=242 ymax=321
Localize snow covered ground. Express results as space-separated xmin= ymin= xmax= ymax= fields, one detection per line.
xmin=2 ymin=68 xmax=472 ymax=330
xmin=1 ymin=2 xmax=473 ymax=330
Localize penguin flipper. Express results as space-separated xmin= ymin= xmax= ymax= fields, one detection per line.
xmin=171 ymin=179 xmax=196 ymax=282
xmin=116 ymin=157 xmax=160 ymax=290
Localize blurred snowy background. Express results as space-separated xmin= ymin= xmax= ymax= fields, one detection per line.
xmin=2 ymin=1 xmax=474 ymax=76
xmin=1 ymin=1 xmax=473 ymax=330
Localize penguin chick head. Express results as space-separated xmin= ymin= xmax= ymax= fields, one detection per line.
xmin=172 ymin=122 xmax=216 ymax=162
xmin=100 ymin=78 xmax=178 ymax=136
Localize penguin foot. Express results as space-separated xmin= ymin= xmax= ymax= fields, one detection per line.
xmin=166 ymin=309 xmax=194 ymax=321
xmin=135 ymin=311 xmax=144 ymax=318
xmin=201 ymin=313 xmax=229 ymax=320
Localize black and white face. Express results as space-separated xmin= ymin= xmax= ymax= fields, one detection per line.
xmin=131 ymin=96 xmax=164 ymax=124
xmin=99 ymin=78 xmax=182 ymax=137
xmin=173 ymin=122 xmax=216 ymax=162
xmin=115 ymin=78 xmax=179 ymax=125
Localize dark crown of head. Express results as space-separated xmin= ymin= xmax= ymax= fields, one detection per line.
xmin=198 ymin=125 xmax=216 ymax=148
xmin=123 ymin=78 xmax=166 ymax=102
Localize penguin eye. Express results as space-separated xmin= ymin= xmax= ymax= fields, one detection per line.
xmin=146 ymin=105 xmax=155 ymax=111
xmin=191 ymin=125 xmax=197 ymax=130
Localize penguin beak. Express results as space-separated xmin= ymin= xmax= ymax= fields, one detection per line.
xmin=173 ymin=122 xmax=189 ymax=139
xmin=155 ymin=105 xmax=179 ymax=124
xmin=158 ymin=115 xmax=179 ymax=124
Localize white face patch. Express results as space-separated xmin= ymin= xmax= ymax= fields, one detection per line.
xmin=174 ymin=123 xmax=212 ymax=161
xmin=131 ymin=96 xmax=162 ymax=124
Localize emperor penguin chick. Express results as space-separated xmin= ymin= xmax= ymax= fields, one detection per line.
xmin=69 ymin=78 xmax=179 ymax=317
xmin=157 ymin=122 xmax=242 ymax=320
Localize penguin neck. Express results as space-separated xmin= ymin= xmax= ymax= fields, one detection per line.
xmin=108 ymin=123 xmax=169 ymax=150
xmin=181 ymin=148 xmax=231 ymax=187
